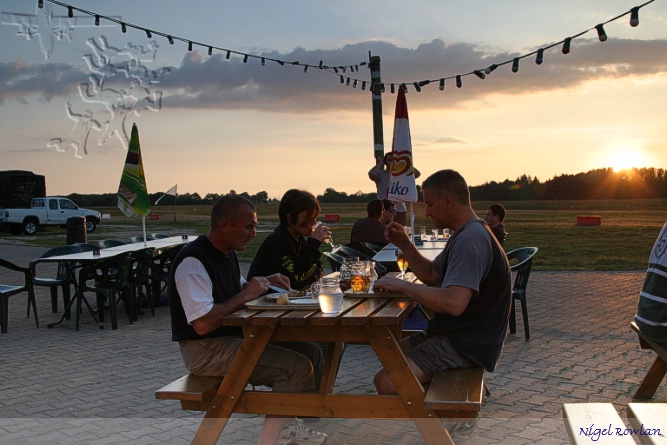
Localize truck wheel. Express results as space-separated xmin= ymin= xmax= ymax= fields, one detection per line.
xmin=23 ymin=219 xmax=38 ymax=235
xmin=86 ymin=219 xmax=97 ymax=233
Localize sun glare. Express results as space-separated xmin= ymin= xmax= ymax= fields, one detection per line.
xmin=608 ymin=149 xmax=645 ymax=173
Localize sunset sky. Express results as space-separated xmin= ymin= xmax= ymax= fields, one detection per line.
xmin=1 ymin=0 xmax=665 ymax=200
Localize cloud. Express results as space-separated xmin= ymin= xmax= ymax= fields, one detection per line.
xmin=2 ymin=37 xmax=666 ymax=112
xmin=433 ymin=136 xmax=466 ymax=144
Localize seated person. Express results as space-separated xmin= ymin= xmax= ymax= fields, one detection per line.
xmin=380 ymin=199 xmax=396 ymax=225
xmin=349 ymin=199 xmax=389 ymax=248
xmin=169 ymin=194 xmax=326 ymax=445
xmin=635 ymin=221 xmax=667 ymax=344
xmin=485 ymin=203 xmax=507 ymax=246
xmin=248 ymin=189 xmax=330 ymax=291
xmin=373 ymin=170 xmax=511 ymax=397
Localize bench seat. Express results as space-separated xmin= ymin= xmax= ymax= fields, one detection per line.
xmin=627 ymin=403 xmax=667 ymax=445
xmin=424 ymin=367 xmax=484 ymax=419
xmin=631 ymin=321 xmax=667 ymax=399
xmin=155 ymin=374 xmax=222 ymax=411
xmin=563 ymin=403 xmax=636 ymax=445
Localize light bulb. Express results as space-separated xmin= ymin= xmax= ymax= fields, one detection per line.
xmin=188 ymin=42 xmax=193 ymax=51
xmin=121 ymin=23 xmax=127 ymax=33
xmin=630 ymin=7 xmax=639 ymax=27
xmin=473 ymin=70 xmax=486 ymax=80
xmin=146 ymin=30 xmax=152 ymax=38
xmin=535 ymin=48 xmax=544 ymax=65
xmin=67 ymin=7 xmax=73 ymax=18
xmin=413 ymin=82 xmax=421 ymax=92
xmin=339 ymin=75 xmax=344 ymax=84
xmin=439 ymin=78 xmax=445 ymax=90
xmin=562 ymin=37 xmax=572 ymax=55
xmin=390 ymin=84 xmax=395 ymax=94
xmin=261 ymin=58 xmax=265 ymax=66
xmin=208 ymin=46 xmax=212 ymax=56
xmin=353 ymin=79 xmax=358 ymax=88
xmin=346 ymin=77 xmax=350 ymax=86
xmin=485 ymin=64 xmax=498 ymax=75
xmin=595 ymin=24 xmax=607 ymax=42
xmin=304 ymin=65 xmax=308 ymax=73
xmin=243 ymin=54 xmax=248 ymax=63
xmin=95 ymin=15 xmax=100 ymax=26
xmin=361 ymin=81 xmax=366 ymax=90
xmin=168 ymin=36 xmax=174 ymax=45
xmin=456 ymin=75 xmax=462 ymax=88
xmin=226 ymin=51 xmax=231 ymax=59
xmin=38 ymin=0 xmax=43 ymax=9
xmin=512 ymin=57 xmax=520 ymax=73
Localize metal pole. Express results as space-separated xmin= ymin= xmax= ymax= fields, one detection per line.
xmin=369 ymin=54 xmax=384 ymax=160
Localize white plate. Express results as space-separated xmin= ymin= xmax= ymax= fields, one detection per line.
xmin=264 ymin=292 xmax=310 ymax=301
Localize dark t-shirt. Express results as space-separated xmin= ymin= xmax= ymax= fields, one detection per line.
xmin=349 ymin=217 xmax=388 ymax=246
xmin=429 ymin=220 xmax=512 ymax=371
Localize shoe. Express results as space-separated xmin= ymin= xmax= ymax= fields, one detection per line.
xmin=279 ymin=418 xmax=327 ymax=444
xmin=446 ymin=414 xmax=479 ymax=438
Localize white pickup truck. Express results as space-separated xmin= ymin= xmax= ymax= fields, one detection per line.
xmin=1 ymin=197 xmax=101 ymax=235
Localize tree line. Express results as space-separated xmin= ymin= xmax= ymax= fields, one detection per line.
xmin=61 ymin=167 xmax=667 ymax=207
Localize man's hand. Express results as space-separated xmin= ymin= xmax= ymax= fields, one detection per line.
xmin=373 ymin=275 xmax=409 ymax=294
xmin=245 ymin=277 xmax=270 ymax=298
xmin=385 ymin=221 xmax=411 ymax=248
xmin=310 ymin=222 xmax=331 ymax=242
xmin=267 ymin=273 xmax=291 ymax=290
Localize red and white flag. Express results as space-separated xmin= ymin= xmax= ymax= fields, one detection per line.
xmin=388 ymin=88 xmax=418 ymax=204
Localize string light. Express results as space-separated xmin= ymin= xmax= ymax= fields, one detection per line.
xmin=361 ymin=81 xmax=366 ymax=90
xmin=188 ymin=41 xmax=193 ymax=51
xmin=439 ymin=78 xmax=445 ymax=90
xmin=535 ymin=48 xmax=544 ymax=65
xmin=353 ymin=79 xmax=358 ymax=88
xmin=339 ymin=75 xmax=344 ymax=84
xmin=67 ymin=6 xmax=73 ymax=17
xmin=562 ymin=37 xmax=572 ymax=54
xmin=38 ymin=0 xmax=43 ymax=8
xmin=456 ymin=75 xmax=462 ymax=88
xmin=304 ymin=65 xmax=309 ymax=73
xmin=473 ymin=70 xmax=486 ymax=80
xmin=484 ymin=64 xmax=498 ymax=75
xmin=401 ymin=83 xmax=408 ymax=93
xmin=121 ymin=22 xmax=127 ymax=33
xmin=346 ymin=77 xmax=351 ymax=86
xmin=208 ymin=46 xmax=213 ymax=56
xmin=145 ymin=29 xmax=152 ymax=38
xmin=95 ymin=14 xmax=100 ymax=26
xmin=595 ymin=24 xmax=607 ymax=42
xmin=167 ymin=35 xmax=174 ymax=45
xmin=390 ymin=84 xmax=395 ymax=94
xmin=511 ymin=57 xmax=520 ymax=73
xmin=226 ymin=51 xmax=231 ymax=59
xmin=630 ymin=7 xmax=639 ymax=27
xmin=261 ymin=57 xmax=265 ymax=66
xmin=413 ymin=82 xmax=421 ymax=92
xmin=243 ymin=54 xmax=248 ymax=63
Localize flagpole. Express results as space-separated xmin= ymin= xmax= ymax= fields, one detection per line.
xmin=410 ymin=202 xmax=415 ymax=244
xmin=141 ymin=215 xmax=147 ymax=246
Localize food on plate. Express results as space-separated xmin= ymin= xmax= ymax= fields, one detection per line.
xmin=288 ymin=290 xmax=306 ymax=297
xmin=276 ymin=294 xmax=290 ymax=305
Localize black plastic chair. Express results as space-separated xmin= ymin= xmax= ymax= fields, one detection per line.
xmin=1 ymin=258 xmax=38 ymax=333
xmin=322 ymin=251 xmax=346 ymax=272
xmin=76 ymin=253 xmax=133 ymax=330
xmin=127 ymin=247 xmax=155 ymax=318
xmin=361 ymin=241 xmax=385 ymax=255
xmin=30 ymin=245 xmax=84 ymax=320
xmin=335 ymin=245 xmax=372 ymax=261
xmin=506 ymin=247 xmax=539 ymax=341
xmin=130 ymin=235 xmax=155 ymax=243
xmin=98 ymin=239 xmax=126 ymax=248
xmin=149 ymin=244 xmax=186 ymax=305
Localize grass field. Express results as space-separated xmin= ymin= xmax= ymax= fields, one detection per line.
xmin=2 ymin=199 xmax=665 ymax=271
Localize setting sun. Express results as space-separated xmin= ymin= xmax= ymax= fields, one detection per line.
xmin=608 ymin=149 xmax=646 ymax=173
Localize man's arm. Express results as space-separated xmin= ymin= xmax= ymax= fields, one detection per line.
xmin=373 ymin=278 xmax=473 ymax=316
xmin=384 ymin=221 xmax=441 ymax=285
xmin=368 ymin=156 xmax=383 ymax=181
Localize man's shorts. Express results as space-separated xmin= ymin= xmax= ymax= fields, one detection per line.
xmin=405 ymin=331 xmax=473 ymax=377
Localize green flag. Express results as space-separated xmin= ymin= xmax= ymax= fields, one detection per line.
xmin=117 ymin=123 xmax=151 ymax=217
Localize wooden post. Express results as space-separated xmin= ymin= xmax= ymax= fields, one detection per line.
xmin=370 ymin=54 xmax=384 ymax=160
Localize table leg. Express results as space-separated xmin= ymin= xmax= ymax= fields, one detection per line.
xmin=320 ymin=341 xmax=345 ymax=394
xmin=368 ymin=326 xmax=455 ymax=445
xmin=191 ymin=324 xmax=275 ymax=445
xmin=633 ymin=356 xmax=667 ymax=399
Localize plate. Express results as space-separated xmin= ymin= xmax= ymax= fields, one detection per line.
xmin=288 ymin=298 xmax=317 ymax=305
xmin=264 ymin=292 xmax=310 ymax=301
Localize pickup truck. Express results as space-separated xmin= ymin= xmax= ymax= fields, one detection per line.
xmin=1 ymin=197 xmax=102 ymax=235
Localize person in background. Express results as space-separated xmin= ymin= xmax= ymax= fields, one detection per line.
xmin=248 ymin=189 xmax=330 ymax=291
xmin=635 ymin=222 xmax=667 ymax=344
xmin=169 ymin=194 xmax=327 ymax=445
xmin=349 ymin=199 xmax=389 ymax=248
xmin=369 ymin=153 xmax=420 ymax=226
xmin=380 ymin=199 xmax=396 ymax=225
xmin=485 ymin=203 xmax=507 ymax=247
xmin=372 ymin=170 xmax=511 ymax=408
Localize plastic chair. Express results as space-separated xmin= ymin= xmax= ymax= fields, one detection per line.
xmin=335 ymin=245 xmax=372 ymax=261
xmin=322 ymin=251 xmax=346 ymax=272
xmin=98 ymin=239 xmax=126 ymax=248
xmin=30 ymin=245 xmax=84 ymax=320
xmin=151 ymin=233 xmax=170 ymax=239
xmin=76 ymin=253 xmax=133 ymax=330
xmin=361 ymin=242 xmax=385 ymax=255
xmin=130 ymin=235 xmax=155 ymax=243
xmin=1 ymin=258 xmax=38 ymax=333
xmin=127 ymin=247 xmax=155 ymax=318
xmin=149 ymin=244 xmax=186 ymax=305
xmin=506 ymin=247 xmax=539 ymax=341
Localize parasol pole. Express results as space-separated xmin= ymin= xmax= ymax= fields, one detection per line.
xmin=410 ymin=202 xmax=415 ymax=243
xmin=142 ymin=215 xmax=147 ymax=247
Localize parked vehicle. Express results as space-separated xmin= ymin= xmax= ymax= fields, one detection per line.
xmin=1 ymin=197 xmax=101 ymax=235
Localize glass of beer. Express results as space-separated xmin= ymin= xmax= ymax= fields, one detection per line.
xmin=396 ymin=250 xmax=409 ymax=280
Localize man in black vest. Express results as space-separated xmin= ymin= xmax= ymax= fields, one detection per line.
xmin=373 ymin=170 xmax=511 ymax=395
xmin=169 ymin=194 xmax=327 ymax=445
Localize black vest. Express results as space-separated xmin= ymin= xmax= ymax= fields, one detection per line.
xmin=427 ymin=220 xmax=512 ymax=371
xmin=169 ymin=236 xmax=243 ymax=341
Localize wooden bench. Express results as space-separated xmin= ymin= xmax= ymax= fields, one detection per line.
xmin=424 ymin=367 xmax=485 ymax=419
xmin=627 ymin=403 xmax=667 ymax=445
xmin=563 ymin=403 xmax=636 ymax=445
xmin=155 ymin=374 xmax=222 ymax=411
xmin=631 ymin=321 xmax=667 ymax=399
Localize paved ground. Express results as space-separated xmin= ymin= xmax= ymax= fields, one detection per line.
xmin=1 ymin=244 xmax=665 ymax=444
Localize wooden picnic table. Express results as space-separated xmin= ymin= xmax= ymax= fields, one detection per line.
xmin=190 ymin=290 xmax=457 ymax=445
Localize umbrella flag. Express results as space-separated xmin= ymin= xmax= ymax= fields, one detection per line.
xmin=387 ymin=87 xmax=418 ymax=204
xmin=117 ymin=123 xmax=151 ymax=218
xmin=155 ymin=184 xmax=177 ymax=205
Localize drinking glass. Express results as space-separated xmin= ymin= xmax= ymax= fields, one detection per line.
xmin=443 ymin=228 xmax=450 ymax=240
xmin=420 ymin=226 xmax=428 ymax=240
xmin=396 ymin=250 xmax=409 ymax=280
xmin=350 ymin=261 xmax=371 ymax=294
xmin=431 ymin=228 xmax=439 ymax=240
xmin=313 ymin=221 xmax=335 ymax=249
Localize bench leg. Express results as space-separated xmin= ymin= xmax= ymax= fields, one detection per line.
xmin=633 ymin=356 xmax=667 ymax=399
